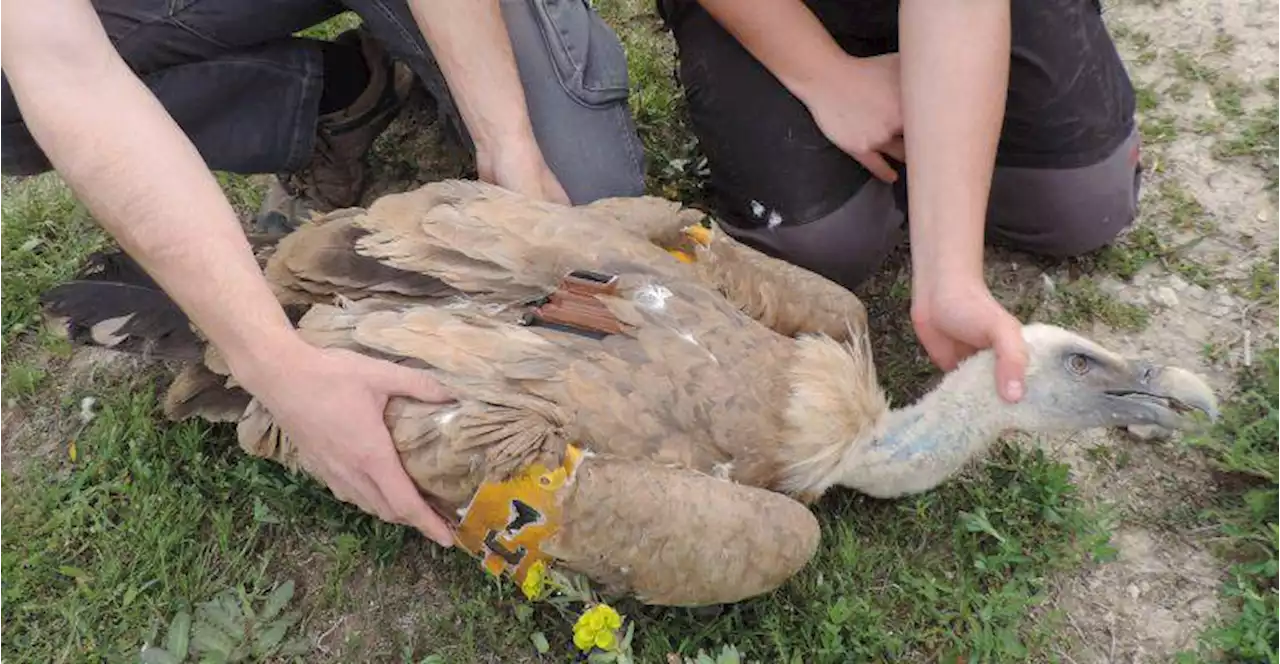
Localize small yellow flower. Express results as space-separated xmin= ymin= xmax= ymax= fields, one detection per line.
xmin=572 ymin=603 xmax=624 ymax=652
xmin=521 ymin=560 xmax=547 ymax=600
xmin=601 ymin=606 xmax=622 ymax=630
xmin=573 ymin=627 xmax=595 ymax=651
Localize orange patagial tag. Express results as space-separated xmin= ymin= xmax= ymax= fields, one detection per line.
xmin=455 ymin=445 xmax=584 ymax=584
xmin=667 ymin=248 xmax=695 ymax=264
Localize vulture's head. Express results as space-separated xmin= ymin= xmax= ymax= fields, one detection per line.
xmin=1003 ymin=324 xmax=1218 ymax=432
xmin=822 ymin=323 xmax=1220 ymax=500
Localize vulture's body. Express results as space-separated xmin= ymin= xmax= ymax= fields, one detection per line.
xmin=42 ymin=180 xmax=1219 ymax=608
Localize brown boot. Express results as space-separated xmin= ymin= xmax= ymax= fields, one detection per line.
xmin=254 ymin=28 xmax=414 ymax=233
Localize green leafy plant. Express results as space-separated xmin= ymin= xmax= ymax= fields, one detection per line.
xmin=140 ymin=580 xmax=310 ymax=663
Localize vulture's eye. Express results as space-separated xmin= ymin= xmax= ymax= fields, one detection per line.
xmin=1065 ymin=353 xmax=1091 ymax=375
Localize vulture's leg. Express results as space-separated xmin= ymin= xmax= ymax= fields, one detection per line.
xmin=541 ymin=454 xmax=820 ymax=607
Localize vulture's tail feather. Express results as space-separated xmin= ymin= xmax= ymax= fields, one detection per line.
xmin=39 ymin=249 xmax=202 ymax=361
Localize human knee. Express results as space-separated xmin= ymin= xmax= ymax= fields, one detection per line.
xmin=988 ymin=133 xmax=1142 ymax=257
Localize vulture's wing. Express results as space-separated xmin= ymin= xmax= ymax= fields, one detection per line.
xmin=349 ymin=180 xmax=690 ymax=299
xmin=40 ymin=250 xmax=204 ymax=361
xmin=266 ymin=212 xmax=463 ymax=305
xmin=163 ymin=363 xmax=252 ymax=423
xmin=234 ymin=298 xmax=574 ymax=508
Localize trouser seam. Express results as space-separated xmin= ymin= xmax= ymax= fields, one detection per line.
xmin=362 ymin=0 xmax=428 ymax=59
xmin=167 ymin=16 xmax=234 ymax=51
xmin=285 ymin=49 xmax=323 ymax=171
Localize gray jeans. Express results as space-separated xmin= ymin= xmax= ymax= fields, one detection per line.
xmin=0 ymin=0 xmax=647 ymax=205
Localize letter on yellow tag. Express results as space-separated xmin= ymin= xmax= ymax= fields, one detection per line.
xmin=454 ymin=445 xmax=584 ymax=584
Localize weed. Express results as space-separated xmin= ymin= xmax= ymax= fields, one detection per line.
xmin=1211 ymin=32 xmax=1238 ymax=55
xmin=1213 ymin=103 xmax=1279 ymax=191
xmin=1135 ymin=84 xmax=1161 ymax=114
xmin=1209 ymin=77 xmax=1246 ymax=119
xmin=139 ymin=580 xmax=309 ymax=663
xmin=1093 ymin=225 xmax=1165 ymax=279
xmin=214 ymin=172 xmax=266 ymax=219
xmin=295 ymin=11 xmax=362 ymax=40
xmin=1166 ymin=81 xmax=1193 ymax=103
xmin=1176 ymin=347 xmax=1279 ymax=663
xmin=1171 ymin=50 xmax=1219 ymax=84
xmin=1047 ymin=278 xmax=1151 ymax=332
xmin=1141 ymin=115 xmax=1179 ymax=145
xmin=1159 ymin=182 xmax=1214 ymax=232
xmin=2 ymin=361 xmax=47 ymax=401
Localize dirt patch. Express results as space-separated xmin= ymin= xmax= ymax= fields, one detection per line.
xmin=1054 ymin=526 xmax=1222 ymax=662
xmin=2 ymin=344 xmax=157 ymax=479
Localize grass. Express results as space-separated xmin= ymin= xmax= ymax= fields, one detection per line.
xmin=1233 ymin=250 xmax=1280 ymax=307
xmin=1 ymin=374 xmax=545 ymax=662
xmin=1176 ymin=348 xmax=1279 ymax=663
xmin=1045 ymin=277 xmax=1151 ymax=332
xmin=1 ymin=359 xmax=48 ymax=402
xmin=1213 ymin=102 xmax=1280 ymax=192
xmin=0 ymin=175 xmax=108 ymax=347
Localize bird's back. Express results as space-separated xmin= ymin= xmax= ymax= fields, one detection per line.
xmin=255 ymin=267 xmax=800 ymax=512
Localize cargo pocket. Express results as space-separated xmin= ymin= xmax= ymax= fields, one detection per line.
xmin=528 ymin=0 xmax=631 ymax=107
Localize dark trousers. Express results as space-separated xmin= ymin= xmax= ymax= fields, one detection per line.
xmin=0 ymin=0 xmax=647 ymax=205
xmin=660 ymin=0 xmax=1143 ymax=290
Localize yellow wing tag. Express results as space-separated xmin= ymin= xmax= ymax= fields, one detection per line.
xmin=667 ymin=248 xmax=696 ymax=264
xmin=455 ymin=445 xmax=584 ymax=584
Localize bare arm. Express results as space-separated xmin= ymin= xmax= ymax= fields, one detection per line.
xmin=694 ymin=0 xmax=904 ymax=182
xmin=899 ymin=0 xmax=1008 ymax=290
xmin=404 ymin=0 xmax=568 ymax=202
xmin=900 ymin=0 xmax=1028 ymax=402
xmin=693 ymin=0 xmax=847 ymax=102
xmin=2 ymin=1 xmax=300 ymax=376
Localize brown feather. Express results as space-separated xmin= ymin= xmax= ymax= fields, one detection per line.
xmin=163 ymin=363 xmax=252 ymax=423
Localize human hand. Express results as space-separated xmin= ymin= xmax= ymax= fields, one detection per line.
xmin=476 ymin=138 xmax=571 ymax=205
xmin=910 ymin=278 xmax=1028 ymax=403
xmin=800 ymin=52 xmax=905 ymax=183
xmin=236 ymin=340 xmax=457 ymax=546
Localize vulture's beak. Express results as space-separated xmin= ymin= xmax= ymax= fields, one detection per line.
xmin=1102 ymin=363 xmax=1219 ymax=430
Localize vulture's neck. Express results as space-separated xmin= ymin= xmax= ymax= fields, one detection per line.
xmin=777 ymin=335 xmax=1012 ymax=500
